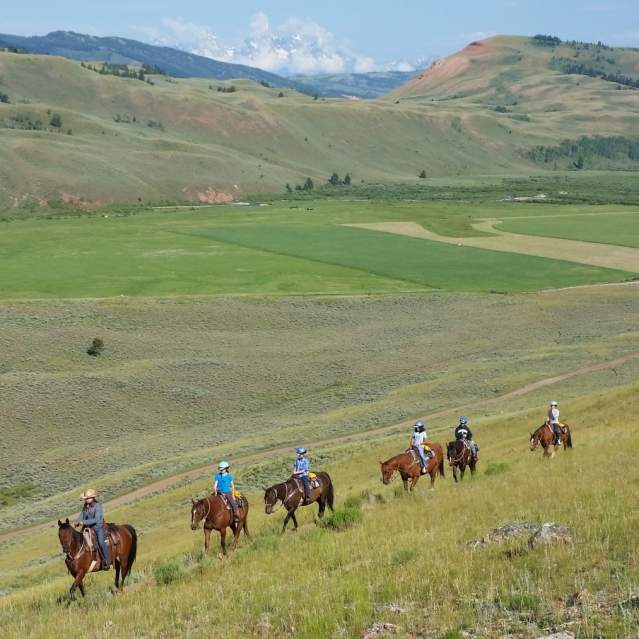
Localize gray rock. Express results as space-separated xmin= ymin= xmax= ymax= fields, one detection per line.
xmin=363 ymin=621 xmax=399 ymax=638
xmin=466 ymin=522 xmax=539 ymax=548
xmin=536 ymin=632 xmax=575 ymax=639
xmin=528 ymin=523 xmax=573 ymax=549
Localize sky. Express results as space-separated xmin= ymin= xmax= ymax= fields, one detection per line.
xmin=3 ymin=1 xmax=638 ymax=75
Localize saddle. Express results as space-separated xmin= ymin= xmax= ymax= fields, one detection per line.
xmin=82 ymin=524 xmax=120 ymax=571
xmin=218 ymin=492 xmax=244 ymax=511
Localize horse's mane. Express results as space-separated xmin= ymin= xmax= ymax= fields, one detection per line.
xmin=59 ymin=522 xmax=83 ymax=543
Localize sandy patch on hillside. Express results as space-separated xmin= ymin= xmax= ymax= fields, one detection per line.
xmin=346 ymin=221 xmax=639 ymax=273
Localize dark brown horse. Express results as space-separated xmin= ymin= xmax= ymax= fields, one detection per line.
xmin=530 ymin=422 xmax=573 ymax=458
xmin=191 ymin=494 xmax=251 ymax=556
xmin=447 ymin=439 xmax=477 ymax=482
xmin=57 ymin=518 xmax=137 ymax=597
xmin=264 ymin=472 xmax=334 ymax=532
xmin=380 ymin=442 xmax=445 ymax=491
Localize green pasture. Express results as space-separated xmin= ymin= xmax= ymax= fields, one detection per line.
xmin=0 ymin=200 xmax=633 ymax=299
xmin=1 ymin=382 xmax=638 ymax=638
xmin=499 ymin=210 xmax=639 ymax=248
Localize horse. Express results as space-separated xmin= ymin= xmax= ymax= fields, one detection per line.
xmin=380 ymin=442 xmax=445 ymax=492
xmin=530 ymin=422 xmax=573 ymax=458
xmin=447 ymin=439 xmax=477 ymax=482
xmin=264 ymin=472 xmax=334 ymax=533
xmin=57 ymin=518 xmax=137 ymax=597
xmin=190 ymin=493 xmax=251 ymax=556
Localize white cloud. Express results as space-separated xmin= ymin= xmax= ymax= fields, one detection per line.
xmin=149 ymin=13 xmax=416 ymax=76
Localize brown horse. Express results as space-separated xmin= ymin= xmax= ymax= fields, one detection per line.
xmin=191 ymin=493 xmax=251 ymax=556
xmin=264 ymin=472 xmax=334 ymax=532
xmin=530 ymin=422 xmax=573 ymax=458
xmin=380 ymin=443 xmax=445 ymax=491
xmin=57 ymin=518 xmax=137 ymax=597
xmin=447 ymin=439 xmax=477 ymax=482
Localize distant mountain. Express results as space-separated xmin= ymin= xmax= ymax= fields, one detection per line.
xmin=292 ymin=71 xmax=415 ymax=99
xmin=0 ymin=31 xmax=296 ymax=87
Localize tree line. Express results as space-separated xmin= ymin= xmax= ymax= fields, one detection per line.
xmin=81 ymin=62 xmax=157 ymax=85
xmin=551 ymin=57 xmax=639 ymax=89
xmin=527 ymin=136 xmax=639 ymax=168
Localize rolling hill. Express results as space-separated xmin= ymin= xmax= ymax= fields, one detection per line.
xmin=0 ymin=35 xmax=638 ymax=210
xmin=291 ymin=70 xmax=415 ymax=98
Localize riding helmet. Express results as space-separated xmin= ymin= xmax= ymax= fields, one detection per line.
xmin=459 ymin=416 xmax=468 ymax=424
xmin=549 ymin=400 xmax=558 ymax=407
xmin=296 ymin=446 xmax=307 ymax=455
xmin=415 ymin=419 xmax=425 ymax=431
xmin=218 ymin=460 xmax=230 ymax=470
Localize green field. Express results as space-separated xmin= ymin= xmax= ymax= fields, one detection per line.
xmin=500 ymin=211 xmax=639 ymax=248
xmin=0 ymin=200 xmax=634 ymax=299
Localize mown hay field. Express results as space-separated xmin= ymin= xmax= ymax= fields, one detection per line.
xmin=499 ymin=211 xmax=639 ymax=249
xmin=0 ymin=380 xmax=637 ymax=638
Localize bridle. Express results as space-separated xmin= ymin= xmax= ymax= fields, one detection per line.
xmin=448 ymin=440 xmax=467 ymax=466
xmin=265 ymin=482 xmax=294 ymax=513
xmin=193 ymin=497 xmax=212 ymax=528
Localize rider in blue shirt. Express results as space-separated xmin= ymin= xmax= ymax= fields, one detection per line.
xmin=293 ymin=447 xmax=311 ymax=503
xmin=79 ymin=488 xmax=110 ymax=570
xmin=214 ymin=461 xmax=239 ymax=523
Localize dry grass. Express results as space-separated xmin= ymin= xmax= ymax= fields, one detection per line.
xmin=0 ymin=381 xmax=637 ymax=638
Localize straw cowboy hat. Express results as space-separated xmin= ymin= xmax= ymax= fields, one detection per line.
xmin=80 ymin=488 xmax=98 ymax=500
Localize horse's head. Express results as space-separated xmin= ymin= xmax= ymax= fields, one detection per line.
xmin=447 ymin=441 xmax=456 ymax=458
xmin=57 ymin=518 xmax=75 ymax=555
xmin=264 ymin=485 xmax=279 ymax=514
xmin=529 ymin=431 xmax=539 ymax=451
xmin=380 ymin=459 xmax=397 ymax=485
xmin=190 ymin=498 xmax=207 ymax=531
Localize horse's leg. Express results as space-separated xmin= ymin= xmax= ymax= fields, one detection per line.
xmin=282 ymin=509 xmax=292 ymax=534
xmin=470 ymin=459 xmax=476 ymax=476
xmin=290 ymin=510 xmax=299 ymax=531
xmin=452 ymin=465 xmax=458 ymax=483
xmin=203 ymin=527 xmax=211 ymax=556
xmin=219 ymin=528 xmax=227 ymax=556
xmin=318 ymin=495 xmax=326 ymax=519
xmin=70 ymin=568 xmax=86 ymax=598
xmin=78 ymin=583 xmax=85 ymax=598
xmin=460 ymin=464 xmax=466 ymax=481
xmin=429 ymin=470 xmax=436 ymax=490
xmin=114 ymin=558 xmax=121 ymax=590
xmin=402 ymin=477 xmax=409 ymax=492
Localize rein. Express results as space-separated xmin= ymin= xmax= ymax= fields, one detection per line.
xmin=270 ymin=480 xmax=298 ymax=512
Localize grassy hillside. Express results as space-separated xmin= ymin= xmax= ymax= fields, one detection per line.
xmin=1 ymin=381 xmax=638 ymax=638
xmin=0 ymin=35 xmax=638 ymax=209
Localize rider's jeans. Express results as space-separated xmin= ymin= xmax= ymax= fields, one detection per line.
xmin=95 ymin=525 xmax=110 ymax=564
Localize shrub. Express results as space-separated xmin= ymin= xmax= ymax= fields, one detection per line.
xmin=319 ymin=505 xmax=363 ymax=531
xmin=154 ymin=559 xmax=182 ymax=585
xmin=0 ymin=92 xmax=9 ymax=103
xmin=419 ymin=170 xmax=427 ymax=179
xmin=87 ymin=337 xmax=105 ymax=357
xmin=49 ymin=113 xmax=62 ymax=128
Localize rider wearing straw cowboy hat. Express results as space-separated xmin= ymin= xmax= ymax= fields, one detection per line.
xmin=78 ymin=488 xmax=110 ymax=570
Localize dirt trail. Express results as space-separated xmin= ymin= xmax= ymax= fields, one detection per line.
xmin=2 ymin=351 xmax=638 ymax=545
xmin=347 ymin=221 xmax=639 ymax=273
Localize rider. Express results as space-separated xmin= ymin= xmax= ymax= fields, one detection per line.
xmin=79 ymin=488 xmax=110 ymax=570
xmin=292 ymin=446 xmax=311 ymax=503
xmin=410 ymin=420 xmax=431 ymax=474
xmin=546 ymin=400 xmax=563 ymax=446
xmin=455 ymin=416 xmax=478 ymax=458
xmin=214 ymin=461 xmax=239 ymax=524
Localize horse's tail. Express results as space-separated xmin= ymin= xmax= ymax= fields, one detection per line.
xmin=324 ymin=473 xmax=335 ymax=512
xmin=123 ymin=525 xmax=137 ymax=579
xmin=566 ymin=427 xmax=573 ymax=449
xmin=438 ymin=455 xmax=445 ymax=478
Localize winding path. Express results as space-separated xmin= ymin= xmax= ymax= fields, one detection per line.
xmin=2 ymin=350 xmax=638 ymax=545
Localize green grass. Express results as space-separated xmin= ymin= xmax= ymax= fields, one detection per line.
xmin=1 ymin=382 xmax=638 ymax=638
xmin=0 ymin=201 xmax=632 ymax=300
xmin=500 ymin=211 xmax=639 ymax=248
xmin=191 ymin=222 xmax=630 ymax=292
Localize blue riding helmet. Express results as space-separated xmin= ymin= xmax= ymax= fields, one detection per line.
xmin=296 ymin=446 xmax=307 ymax=455
xmin=459 ymin=416 xmax=468 ymax=425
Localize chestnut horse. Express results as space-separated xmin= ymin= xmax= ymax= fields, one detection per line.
xmin=530 ymin=422 xmax=573 ymax=458
xmin=264 ymin=472 xmax=334 ymax=532
xmin=446 ymin=439 xmax=477 ymax=482
xmin=57 ymin=518 xmax=137 ymax=597
xmin=380 ymin=443 xmax=445 ymax=491
xmin=191 ymin=494 xmax=251 ymax=556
